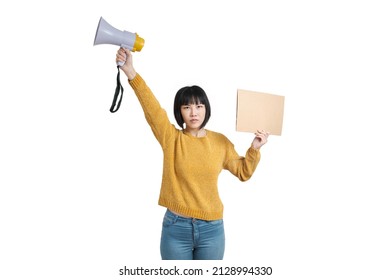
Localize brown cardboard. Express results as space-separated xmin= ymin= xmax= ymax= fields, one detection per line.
xmin=236 ymin=89 xmax=285 ymax=136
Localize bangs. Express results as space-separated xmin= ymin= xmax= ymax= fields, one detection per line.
xmin=177 ymin=87 xmax=207 ymax=106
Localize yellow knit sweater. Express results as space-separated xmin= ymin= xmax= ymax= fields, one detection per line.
xmin=129 ymin=74 xmax=261 ymax=220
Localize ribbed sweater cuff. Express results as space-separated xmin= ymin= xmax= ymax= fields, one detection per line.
xmin=128 ymin=73 xmax=144 ymax=89
xmin=248 ymin=146 xmax=260 ymax=156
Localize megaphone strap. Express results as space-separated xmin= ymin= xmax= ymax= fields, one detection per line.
xmin=110 ymin=66 xmax=124 ymax=113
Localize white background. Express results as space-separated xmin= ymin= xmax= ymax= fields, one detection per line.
xmin=1 ymin=0 xmax=389 ymax=279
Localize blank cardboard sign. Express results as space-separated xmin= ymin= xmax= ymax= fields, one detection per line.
xmin=236 ymin=89 xmax=285 ymax=136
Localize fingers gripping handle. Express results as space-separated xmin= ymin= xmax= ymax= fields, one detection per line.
xmin=117 ymin=44 xmax=130 ymax=66
xmin=117 ymin=57 xmax=125 ymax=67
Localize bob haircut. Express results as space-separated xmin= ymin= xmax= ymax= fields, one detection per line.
xmin=173 ymin=85 xmax=211 ymax=129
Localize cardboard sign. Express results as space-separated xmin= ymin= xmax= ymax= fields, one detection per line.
xmin=236 ymin=89 xmax=285 ymax=136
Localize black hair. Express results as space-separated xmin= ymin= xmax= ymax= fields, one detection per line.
xmin=173 ymin=85 xmax=211 ymax=129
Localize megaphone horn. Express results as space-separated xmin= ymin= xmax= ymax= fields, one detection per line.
xmin=94 ymin=17 xmax=144 ymax=66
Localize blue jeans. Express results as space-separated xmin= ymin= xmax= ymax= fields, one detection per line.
xmin=160 ymin=209 xmax=225 ymax=260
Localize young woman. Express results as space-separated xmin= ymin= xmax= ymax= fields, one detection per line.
xmin=116 ymin=48 xmax=269 ymax=260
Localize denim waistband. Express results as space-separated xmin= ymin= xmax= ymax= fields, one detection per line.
xmin=165 ymin=209 xmax=222 ymax=223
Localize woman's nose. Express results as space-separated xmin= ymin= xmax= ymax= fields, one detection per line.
xmin=190 ymin=107 xmax=197 ymax=116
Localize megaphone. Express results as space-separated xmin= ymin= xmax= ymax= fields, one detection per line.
xmin=94 ymin=17 xmax=144 ymax=66
xmin=94 ymin=17 xmax=145 ymax=113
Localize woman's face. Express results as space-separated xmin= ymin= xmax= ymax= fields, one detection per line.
xmin=180 ymin=103 xmax=206 ymax=131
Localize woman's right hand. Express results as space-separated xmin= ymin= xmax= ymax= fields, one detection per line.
xmin=116 ymin=47 xmax=136 ymax=80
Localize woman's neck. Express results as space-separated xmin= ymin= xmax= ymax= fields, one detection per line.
xmin=185 ymin=127 xmax=206 ymax=137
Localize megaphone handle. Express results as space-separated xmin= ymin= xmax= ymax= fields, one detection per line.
xmin=117 ymin=44 xmax=131 ymax=66
xmin=110 ymin=66 xmax=124 ymax=113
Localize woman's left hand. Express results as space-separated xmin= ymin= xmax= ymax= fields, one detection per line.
xmin=252 ymin=130 xmax=270 ymax=150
